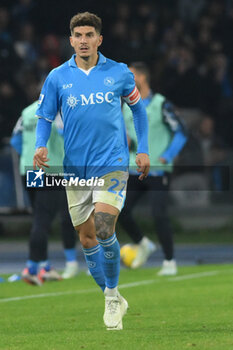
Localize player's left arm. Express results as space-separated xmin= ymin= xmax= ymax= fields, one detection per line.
xmin=123 ymin=86 xmax=150 ymax=180
xmin=159 ymin=100 xmax=188 ymax=164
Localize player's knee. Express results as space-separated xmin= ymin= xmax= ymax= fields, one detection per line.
xmin=79 ymin=234 xmax=95 ymax=248
xmin=96 ymin=228 xmax=113 ymax=241
xmin=94 ymin=212 xmax=115 ymax=240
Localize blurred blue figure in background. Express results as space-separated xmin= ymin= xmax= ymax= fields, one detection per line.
xmin=11 ymin=101 xmax=79 ymax=285
xmin=119 ymin=62 xmax=187 ymax=275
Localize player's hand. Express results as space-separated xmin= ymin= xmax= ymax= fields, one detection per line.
xmin=33 ymin=147 xmax=50 ymax=170
xmin=135 ymin=153 xmax=150 ymax=180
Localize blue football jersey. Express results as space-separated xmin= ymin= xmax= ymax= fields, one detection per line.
xmin=36 ymin=52 xmax=140 ymax=179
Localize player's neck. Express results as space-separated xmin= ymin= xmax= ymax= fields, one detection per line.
xmin=75 ymin=53 xmax=99 ymax=70
xmin=140 ymin=85 xmax=151 ymax=99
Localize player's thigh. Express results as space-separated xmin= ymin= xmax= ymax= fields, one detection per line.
xmin=65 ymin=185 xmax=94 ymax=228
xmin=95 ymin=202 xmax=119 ymax=229
xmin=93 ymin=171 xmax=128 ymax=237
xmin=94 ymin=203 xmax=119 ymax=239
xmin=93 ymin=170 xmax=128 ymax=212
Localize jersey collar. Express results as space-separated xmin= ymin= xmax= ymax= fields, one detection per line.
xmin=68 ymin=52 xmax=106 ymax=68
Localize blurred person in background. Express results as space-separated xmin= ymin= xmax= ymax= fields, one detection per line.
xmin=10 ymin=101 xmax=79 ymax=285
xmin=14 ymin=22 xmax=38 ymax=67
xmin=0 ymin=6 xmax=26 ymax=147
xmin=119 ymin=62 xmax=187 ymax=275
xmin=41 ymin=34 xmax=62 ymax=69
xmin=161 ymin=45 xmax=204 ymax=109
xmin=0 ymin=6 xmax=11 ymax=43
xmin=0 ymin=78 xmax=26 ymax=148
xmin=178 ymin=0 xmax=206 ymax=25
xmin=12 ymin=0 xmax=35 ymax=25
xmin=203 ymin=49 xmax=233 ymax=148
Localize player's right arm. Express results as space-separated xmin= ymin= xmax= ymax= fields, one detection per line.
xmin=122 ymin=66 xmax=150 ymax=180
xmin=33 ymin=118 xmax=52 ymax=169
xmin=33 ymin=70 xmax=59 ymax=169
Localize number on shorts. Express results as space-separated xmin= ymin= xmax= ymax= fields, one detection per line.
xmin=118 ymin=180 xmax=126 ymax=198
xmin=108 ymin=178 xmax=119 ymax=194
xmin=108 ymin=178 xmax=126 ymax=198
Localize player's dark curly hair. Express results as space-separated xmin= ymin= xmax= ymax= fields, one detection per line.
xmin=70 ymin=12 xmax=102 ymax=34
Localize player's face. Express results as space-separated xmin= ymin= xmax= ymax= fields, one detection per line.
xmin=70 ymin=26 xmax=103 ymax=59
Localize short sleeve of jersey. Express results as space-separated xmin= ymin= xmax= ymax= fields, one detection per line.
xmin=36 ymin=70 xmax=59 ymax=122
xmin=121 ymin=64 xmax=136 ymax=97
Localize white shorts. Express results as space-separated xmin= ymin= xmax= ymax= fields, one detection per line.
xmin=66 ymin=171 xmax=129 ymax=227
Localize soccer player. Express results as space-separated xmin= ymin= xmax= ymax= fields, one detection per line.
xmin=33 ymin=12 xmax=150 ymax=330
xmin=119 ymin=62 xmax=187 ymax=275
xmin=11 ymin=101 xmax=79 ymax=285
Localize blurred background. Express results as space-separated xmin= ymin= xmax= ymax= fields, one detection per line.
xmin=0 ymin=0 xmax=233 ymax=271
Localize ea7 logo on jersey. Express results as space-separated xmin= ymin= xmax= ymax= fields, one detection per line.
xmin=66 ymin=91 xmax=114 ymax=108
xmin=63 ymin=83 xmax=73 ymax=89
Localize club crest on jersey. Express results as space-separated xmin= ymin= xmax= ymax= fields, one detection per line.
xmin=67 ymin=94 xmax=79 ymax=109
xmin=104 ymin=76 xmax=115 ymax=86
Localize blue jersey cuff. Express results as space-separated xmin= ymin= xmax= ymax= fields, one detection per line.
xmin=130 ymin=99 xmax=149 ymax=155
xmin=35 ymin=118 xmax=52 ymax=148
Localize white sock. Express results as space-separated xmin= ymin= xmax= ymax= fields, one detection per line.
xmin=104 ymin=286 xmax=118 ymax=297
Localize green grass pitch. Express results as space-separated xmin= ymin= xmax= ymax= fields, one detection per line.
xmin=0 ymin=264 xmax=233 ymax=350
